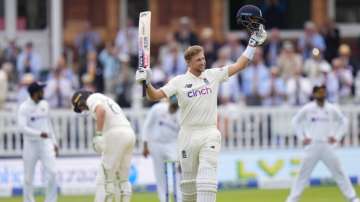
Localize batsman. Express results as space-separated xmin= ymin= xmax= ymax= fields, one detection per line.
xmin=71 ymin=91 xmax=136 ymax=202
xmin=136 ymin=5 xmax=267 ymax=202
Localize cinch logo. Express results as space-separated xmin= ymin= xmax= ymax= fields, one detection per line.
xmin=187 ymin=87 xmax=212 ymax=97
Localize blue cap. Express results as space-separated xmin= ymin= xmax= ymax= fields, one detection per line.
xmin=27 ymin=81 xmax=46 ymax=96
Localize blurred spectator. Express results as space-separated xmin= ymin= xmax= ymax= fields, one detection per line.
xmin=150 ymin=59 xmax=167 ymax=89
xmin=200 ymin=27 xmax=220 ymax=68
xmin=303 ymin=48 xmax=331 ymax=85
xmin=49 ymin=55 xmax=79 ymax=90
xmin=159 ymin=32 xmax=178 ymax=62
xmin=17 ymin=73 xmax=34 ymax=104
xmin=240 ymin=48 xmax=269 ymax=106
xmin=174 ymin=16 xmax=199 ymax=50
xmin=298 ymin=21 xmax=326 ymax=59
xmin=160 ymin=42 xmax=187 ymax=78
xmin=81 ymin=73 xmax=96 ymax=92
xmin=115 ymin=59 xmax=134 ymax=108
xmin=2 ymin=39 xmax=20 ymax=66
xmin=75 ymin=22 xmax=101 ymax=65
xmin=320 ymin=19 xmax=340 ymax=62
xmin=262 ymin=67 xmax=286 ymax=106
xmin=79 ymin=51 xmax=104 ymax=92
xmin=332 ymin=58 xmax=353 ymax=103
xmin=45 ymin=68 xmax=74 ymax=108
xmin=17 ymin=42 xmax=42 ymax=80
xmin=338 ymin=44 xmax=359 ymax=78
xmin=277 ymin=41 xmax=303 ymax=80
xmin=262 ymin=0 xmax=286 ymax=29
xmin=212 ymin=47 xmax=241 ymax=105
xmin=99 ymin=42 xmax=121 ymax=95
xmin=115 ymin=18 xmax=138 ymax=69
xmin=286 ymin=67 xmax=312 ymax=106
xmin=2 ymin=39 xmax=20 ymax=84
xmin=223 ymin=33 xmax=244 ymax=62
xmin=316 ymin=63 xmax=339 ymax=103
xmin=0 ymin=63 xmax=12 ymax=109
xmin=263 ymin=28 xmax=282 ymax=66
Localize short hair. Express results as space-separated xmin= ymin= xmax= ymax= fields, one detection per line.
xmin=184 ymin=45 xmax=203 ymax=63
xmin=312 ymin=84 xmax=326 ymax=94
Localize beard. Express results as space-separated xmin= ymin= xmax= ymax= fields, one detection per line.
xmin=316 ymin=97 xmax=325 ymax=103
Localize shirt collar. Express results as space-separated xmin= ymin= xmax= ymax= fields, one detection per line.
xmin=186 ymin=70 xmax=205 ymax=79
xmin=28 ymin=97 xmax=40 ymax=105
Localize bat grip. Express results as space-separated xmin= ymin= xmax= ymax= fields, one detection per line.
xmin=142 ymin=81 xmax=147 ymax=97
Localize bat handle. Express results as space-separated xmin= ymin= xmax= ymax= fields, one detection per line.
xmin=142 ymin=81 xmax=147 ymax=97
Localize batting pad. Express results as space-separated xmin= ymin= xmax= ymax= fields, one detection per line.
xmin=196 ymin=167 xmax=217 ymax=193
xmin=180 ymin=179 xmax=196 ymax=202
xmin=116 ymin=181 xmax=131 ymax=202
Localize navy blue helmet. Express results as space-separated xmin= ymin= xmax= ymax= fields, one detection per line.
xmin=236 ymin=5 xmax=265 ymax=32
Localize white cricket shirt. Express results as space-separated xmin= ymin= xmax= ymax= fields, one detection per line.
xmin=18 ymin=98 xmax=57 ymax=143
xmin=142 ymin=102 xmax=179 ymax=143
xmin=292 ymin=101 xmax=348 ymax=141
xmin=161 ymin=66 xmax=229 ymax=127
xmin=86 ymin=93 xmax=131 ymax=131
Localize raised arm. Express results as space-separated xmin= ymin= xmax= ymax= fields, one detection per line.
xmin=228 ymin=25 xmax=267 ymax=77
xmin=145 ymin=83 xmax=167 ymax=101
xmin=135 ymin=68 xmax=166 ymax=101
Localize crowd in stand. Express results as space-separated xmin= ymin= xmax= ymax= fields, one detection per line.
xmin=0 ymin=17 xmax=359 ymax=110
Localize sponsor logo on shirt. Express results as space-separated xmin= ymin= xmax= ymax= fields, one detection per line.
xmin=185 ymin=84 xmax=193 ymax=88
xmin=187 ymin=86 xmax=212 ymax=97
xmin=182 ymin=150 xmax=187 ymax=159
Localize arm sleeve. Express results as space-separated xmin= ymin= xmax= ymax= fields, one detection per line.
xmin=18 ymin=107 xmax=42 ymax=137
xmin=141 ymin=105 xmax=158 ymax=142
xmin=160 ymin=78 xmax=177 ymax=98
xmin=87 ymin=95 xmax=104 ymax=114
xmin=291 ymin=106 xmax=308 ymax=140
xmin=209 ymin=65 xmax=230 ymax=83
xmin=333 ymin=106 xmax=348 ymax=140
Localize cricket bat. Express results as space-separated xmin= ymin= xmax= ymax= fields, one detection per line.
xmin=138 ymin=11 xmax=151 ymax=97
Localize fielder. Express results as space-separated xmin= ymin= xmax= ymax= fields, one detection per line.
xmin=135 ymin=5 xmax=267 ymax=201
xmin=18 ymin=81 xmax=58 ymax=202
xmin=286 ymin=84 xmax=360 ymax=202
xmin=71 ymin=90 xmax=136 ymax=202
xmin=142 ymin=96 xmax=181 ymax=202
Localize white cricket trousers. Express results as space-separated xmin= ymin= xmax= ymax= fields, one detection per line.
xmin=23 ymin=139 xmax=57 ymax=202
xmin=148 ymin=141 xmax=181 ymax=202
xmin=94 ymin=126 xmax=136 ymax=202
xmin=178 ymin=125 xmax=221 ymax=202
xmin=286 ymin=142 xmax=358 ymax=202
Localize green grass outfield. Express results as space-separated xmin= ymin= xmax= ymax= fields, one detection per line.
xmin=1 ymin=186 xmax=359 ymax=202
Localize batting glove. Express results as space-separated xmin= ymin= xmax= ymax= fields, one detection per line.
xmin=248 ymin=24 xmax=267 ymax=47
xmin=135 ymin=67 xmax=152 ymax=85
xmin=93 ymin=132 xmax=105 ymax=154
